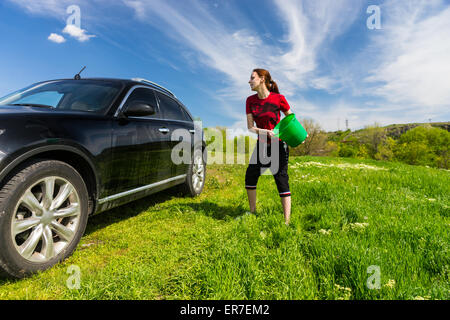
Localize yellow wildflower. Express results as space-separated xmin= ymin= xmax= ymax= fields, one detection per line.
xmin=384 ymin=279 xmax=396 ymax=289
xmin=319 ymin=229 xmax=332 ymax=235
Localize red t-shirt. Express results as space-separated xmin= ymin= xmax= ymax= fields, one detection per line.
xmin=246 ymin=92 xmax=291 ymax=143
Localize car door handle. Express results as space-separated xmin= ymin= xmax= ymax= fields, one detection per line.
xmin=159 ymin=127 xmax=170 ymax=134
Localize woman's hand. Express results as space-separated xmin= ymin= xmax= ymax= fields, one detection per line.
xmin=267 ymin=129 xmax=275 ymax=138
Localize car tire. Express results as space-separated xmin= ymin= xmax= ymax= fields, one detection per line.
xmin=0 ymin=159 xmax=89 ymax=278
xmin=180 ymin=148 xmax=206 ymax=197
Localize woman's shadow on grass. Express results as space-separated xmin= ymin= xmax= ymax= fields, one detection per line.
xmin=177 ymin=201 xmax=245 ymax=220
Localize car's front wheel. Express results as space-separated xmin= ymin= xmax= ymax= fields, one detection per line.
xmin=0 ymin=160 xmax=89 ymax=278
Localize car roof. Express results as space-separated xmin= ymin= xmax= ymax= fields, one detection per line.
xmin=33 ymin=78 xmax=193 ymax=120
xmin=46 ymin=78 xmax=177 ymax=98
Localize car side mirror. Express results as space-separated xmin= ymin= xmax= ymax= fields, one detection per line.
xmin=123 ymin=101 xmax=156 ymax=117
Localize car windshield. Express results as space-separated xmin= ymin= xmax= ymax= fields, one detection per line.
xmin=0 ymin=80 xmax=123 ymax=113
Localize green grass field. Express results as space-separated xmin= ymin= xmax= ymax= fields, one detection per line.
xmin=0 ymin=156 xmax=448 ymax=300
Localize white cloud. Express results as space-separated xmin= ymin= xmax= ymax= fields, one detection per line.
xmin=9 ymin=0 xmax=97 ymax=42
xmin=62 ymin=24 xmax=96 ymax=42
xmin=10 ymin=0 xmax=449 ymax=131
xmin=48 ymin=33 xmax=66 ymax=43
xmin=272 ymin=0 xmax=364 ymax=88
xmin=122 ymin=0 xmax=275 ymax=122
xmin=282 ymin=0 xmax=450 ymax=130
xmin=121 ymin=0 xmax=363 ymax=128
xmin=125 ymin=0 xmax=147 ymax=20
xmin=7 ymin=0 xmax=81 ymax=18
xmin=364 ymin=0 xmax=450 ymax=111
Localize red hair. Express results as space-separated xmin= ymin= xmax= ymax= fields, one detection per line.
xmin=253 ymin=68 xmax=280 ymax=94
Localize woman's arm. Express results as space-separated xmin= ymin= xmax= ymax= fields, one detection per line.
xmin=283 ymin=109 xmax=293 ymax=116
xmin=247 ymin=114 xmax=274 ymax=137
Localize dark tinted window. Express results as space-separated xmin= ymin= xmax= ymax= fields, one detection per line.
xmin=123 ymin=88 xmax=159 ymax=118
xmin=178 ymin=102 xmax=193 ymax=121
xmin=157 ymin=92 xmax=190 ymax=121
xmin=0 ymin=80 xmax=122 ymax=113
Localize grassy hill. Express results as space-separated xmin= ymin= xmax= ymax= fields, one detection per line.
xmin=329 ymin=121 xmax=450 ymax=141
xmin=383 ymin=121 xmax=450 ymax=138
xmin=0 ymin=156 xmax=448 ymax=300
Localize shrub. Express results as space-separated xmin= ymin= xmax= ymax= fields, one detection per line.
xmin=374 ymin=137 xmax=396 ymax=161
xmin=358 ymin=124 xmax=388 ymax=158
xmin=338 ymin=143 xmax=359 ymax=158
xmin=356 ymin=144 xmax=370 ymax=159
xmin=291 ymin=118 xmax=328 ymax=156
xmin=394 ymin=126 xmax=450 ymax=169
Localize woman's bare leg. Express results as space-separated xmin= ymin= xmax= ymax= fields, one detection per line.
xmin=247 ymin=189 xmax=257 ymax=213
xmin=281 ymin=196 xmax=291 ymax=225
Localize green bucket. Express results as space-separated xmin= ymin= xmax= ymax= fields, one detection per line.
xmin=273 ymin=114 xmax=308 ymax=147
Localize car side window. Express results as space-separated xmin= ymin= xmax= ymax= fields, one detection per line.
xmin=123 ymin=88 xmax=159 ymax=118
xmin=178 ymin=102 xmax=193 ymax=122
xmin=156 ymin=92 xmax=190 ymax=122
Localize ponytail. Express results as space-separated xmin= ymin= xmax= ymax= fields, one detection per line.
xmin=269 ymin=79 xmax=280 ymax=94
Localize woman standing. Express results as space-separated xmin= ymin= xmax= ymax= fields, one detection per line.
xmin=245 ymin=68 xmax=293 ymax=225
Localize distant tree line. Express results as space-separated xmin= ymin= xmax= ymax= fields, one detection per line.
xmin=202 ymin=121 xmax=449 ymax=169
xmin=292 ymin=120 xmax=450 ymax=169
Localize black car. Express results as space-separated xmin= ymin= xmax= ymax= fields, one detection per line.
xmin=0 ymin=78 xmax=207 ymax=278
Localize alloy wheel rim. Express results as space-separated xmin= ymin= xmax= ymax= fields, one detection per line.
xmin=11 ymin=176 xmax=81 ymax=263
xmin=192 ymin=154 xmax=204 ymax=193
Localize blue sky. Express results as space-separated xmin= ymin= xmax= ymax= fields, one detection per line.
xmin=0 ymin=0 xmax=449 ymax=134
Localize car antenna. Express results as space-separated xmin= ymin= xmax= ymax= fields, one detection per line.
xmin=74 ymin=66 xmax=86 ymax=80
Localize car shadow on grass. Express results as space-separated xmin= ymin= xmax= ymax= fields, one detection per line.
xmin=0 ymin=187 xmax=244 ymax=283
xmin=84 ymin=186 xmax=185 ymax=235
xmin=0 ymin=187 xmax=185 ymax=284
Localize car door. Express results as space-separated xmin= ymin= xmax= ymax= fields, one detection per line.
xmin=156 ymin=92 xmax=194 ymax=177
xmin=110 ymin=87 xmax=172 ymax=194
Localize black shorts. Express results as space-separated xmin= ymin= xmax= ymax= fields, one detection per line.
xmin=245 ymin=140 xmax=291 ymax=198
